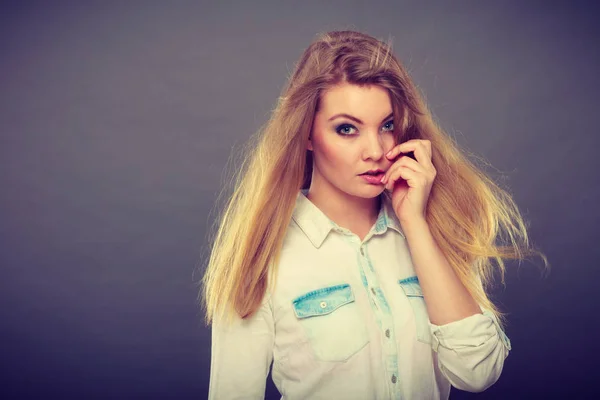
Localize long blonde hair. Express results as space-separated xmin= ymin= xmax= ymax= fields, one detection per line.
xmin=199 ymin=30 xmax=549 ymax=329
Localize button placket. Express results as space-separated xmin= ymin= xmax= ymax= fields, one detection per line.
xmin=355 ymin=237 xmax=400 ymax=395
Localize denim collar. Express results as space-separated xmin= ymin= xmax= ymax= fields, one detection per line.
xmin=292 ymin=188 xmax=405 ymax=248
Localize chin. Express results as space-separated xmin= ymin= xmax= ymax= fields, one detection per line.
xmin=346 ymin=185 xmax=385 ymax=199
xmin=367 ymin=187 xmax=386 ymax=197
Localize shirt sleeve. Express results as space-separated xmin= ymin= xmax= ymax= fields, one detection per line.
xmin=208 ymin=295 xmax=275 ymax=400
xmin=428 ymin=306 xmax=512 ymax=393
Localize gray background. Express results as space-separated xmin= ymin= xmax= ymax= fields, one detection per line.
xmin=1 ymin=0 xmax=598 ymax=398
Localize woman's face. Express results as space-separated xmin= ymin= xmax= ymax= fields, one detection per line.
xmin=308 ymin=82 xmax=396 ymax=199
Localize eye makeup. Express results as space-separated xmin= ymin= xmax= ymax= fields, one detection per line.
xmin=335 ymin=120 xmax=394 ymax=137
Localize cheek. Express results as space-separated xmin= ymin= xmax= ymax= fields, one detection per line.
xmin=317 ymin=141 xmax=348 ymax=170
xmin=385 ymin=136 xmax=397 ymax=155
xmin=313 ymin=133 xmax=348 ymax=167
xmin=384 ymin=134 xmax=396 ymax=151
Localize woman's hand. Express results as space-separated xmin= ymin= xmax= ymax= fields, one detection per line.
xmin=380 ymin=139 xmax=437 ymax=225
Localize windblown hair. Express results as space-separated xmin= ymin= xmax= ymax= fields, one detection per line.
xmin=199 ymin=30 xmax=549 ymax=329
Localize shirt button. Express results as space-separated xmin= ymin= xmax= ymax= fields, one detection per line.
xmin=391 ymin=375 xmax=397 ymax=384
xmin=385 ymin=329 xmax=390 ymax=338
xmin=320 ymin=301 xmax=327 ymax=308
xmin=371 ymin=288 xmax=376 ymax=295
xmin=360 ymin=247 xmax=364 ymax=256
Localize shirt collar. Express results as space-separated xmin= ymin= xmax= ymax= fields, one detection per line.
xmin=292 ymin=189 xmax=405 ymax=248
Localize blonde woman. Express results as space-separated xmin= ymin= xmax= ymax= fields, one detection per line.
xmin=201 ymin=30 xmax=548 ymax=399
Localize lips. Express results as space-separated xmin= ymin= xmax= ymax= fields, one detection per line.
xmin=360 ymin=169 xmax=384 ymax=176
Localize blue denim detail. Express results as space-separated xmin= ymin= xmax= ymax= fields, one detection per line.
xmin=292 ymin=284 xmax=354 ymax=319
xmin=292 ymin=283 xmax=369 ymax=362
xmin=357 ymin=244 xmax=400 ymax=399
xmin=398 ymin=276 xmax=423 ymax=297
xmin=365 ymin=250 xmax=376 ymax=273
xmin=357 ymin=257 xmax=369 ymax=287
xmin=373 ymin=287 xmax=391 ymax=314
xmin=398 ymin=276 xmax=432 ymax=344
xmin=375 ymin=211 xmax=387 ymax=233
xmin=363 ymin=248 xmax=391 ymax=314
xmin=292 ymin=191 xmax=402 ymax=395
xmin=398 ymin=275 xmax=419 ymax=285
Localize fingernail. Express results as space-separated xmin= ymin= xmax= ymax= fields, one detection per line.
xmin=386 ymin=150 xmax=392 ymax=157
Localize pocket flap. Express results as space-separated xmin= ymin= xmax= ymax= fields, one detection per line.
xmin=398 ymin=276 xmax=423 ymax=297
xmin=292 ymin=284 xmax=355 ymax=319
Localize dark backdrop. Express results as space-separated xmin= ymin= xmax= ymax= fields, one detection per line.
xmin=1 ymin=1 xmax=599 ymax=398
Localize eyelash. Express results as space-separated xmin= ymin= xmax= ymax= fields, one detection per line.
xmin=335 ymin=120 xmax=394 ymax=136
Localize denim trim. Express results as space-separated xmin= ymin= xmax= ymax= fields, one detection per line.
xmin=358 ymin=258 xmax=369 ymax=287
xmin=292 ymin=284 xmax=355 ymax=319
xmin=381 ymin=192 xmax=405 ymax=238
xmin=363 ymin=247 xmax=391 ymax=313
xmin=398 ymin=276 xmax=431 ymax=344
xmin=398 ymin=275 xmax=419 ymax=284
xmin=398 ymin=279 xmax=423 ymax=297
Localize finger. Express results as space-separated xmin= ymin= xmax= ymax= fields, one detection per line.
xmin=403 ymin=151 xmax=417 ymax=161
xmin=385 ymin=144 xmax=402 ymax=160
xmin=383 ymin=156 xmax=422 ymax=184
xmin=386 ymin=166 xmax=418 ymax=190
xmin=382 ymin=160 xmax=403 ymax=185
xmin=399 ymin=153 xmax=422 ymax=171
xmin=386 ymin=140 xmax=416 ymax=160
xmin=386 ymin=165 xmax=414 ymax=191
xmin=388 ymin=147 xmax=418 ymax=162
xmin=413 ymin=140 xmax=433 ymax=166
xmin=386 ymin=166 xmax=413 ymax=191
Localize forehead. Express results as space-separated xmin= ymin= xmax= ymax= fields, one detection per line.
xmin=319 ymin=83 xmax=392 ymax=117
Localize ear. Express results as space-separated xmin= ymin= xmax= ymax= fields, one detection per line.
xmin=307 ymin=135 xmax=313 ymax=151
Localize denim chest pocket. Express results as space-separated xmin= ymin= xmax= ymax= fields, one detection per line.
xmin=398 ymin=276 xmax=432 ymax=345
xmin=292 ymin=284 xmax=369 ymax=362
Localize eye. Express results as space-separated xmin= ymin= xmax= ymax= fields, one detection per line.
xmin=382 ymin=120 xmax=394 ymax=132
xmin=335 ymin=124 xmax=357 ymax=136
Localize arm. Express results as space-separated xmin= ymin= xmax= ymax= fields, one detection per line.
xmin=208 ymin=296 xmax=275 ymax=400
xmin=402 ymin=218 xmax=511 ymax=392
xmin=428 ymin=306 xmax=511 ymax=392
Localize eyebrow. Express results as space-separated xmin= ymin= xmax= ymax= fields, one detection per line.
xmin=328 ymin=112 xmax=394 ymax=125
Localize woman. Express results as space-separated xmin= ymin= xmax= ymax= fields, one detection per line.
xmin=201 ymin=30 xmax=548 ymax=399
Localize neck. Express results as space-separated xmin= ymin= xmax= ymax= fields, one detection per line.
xmin=306 ymin=185 xmax=381 ymax=235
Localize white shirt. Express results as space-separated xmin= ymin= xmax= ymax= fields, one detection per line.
xmin=208 ymin=189 xmax=512 ymax=399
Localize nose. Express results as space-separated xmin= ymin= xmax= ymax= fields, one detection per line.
xmin=361 ymin=130 xmax=385 ymax=161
